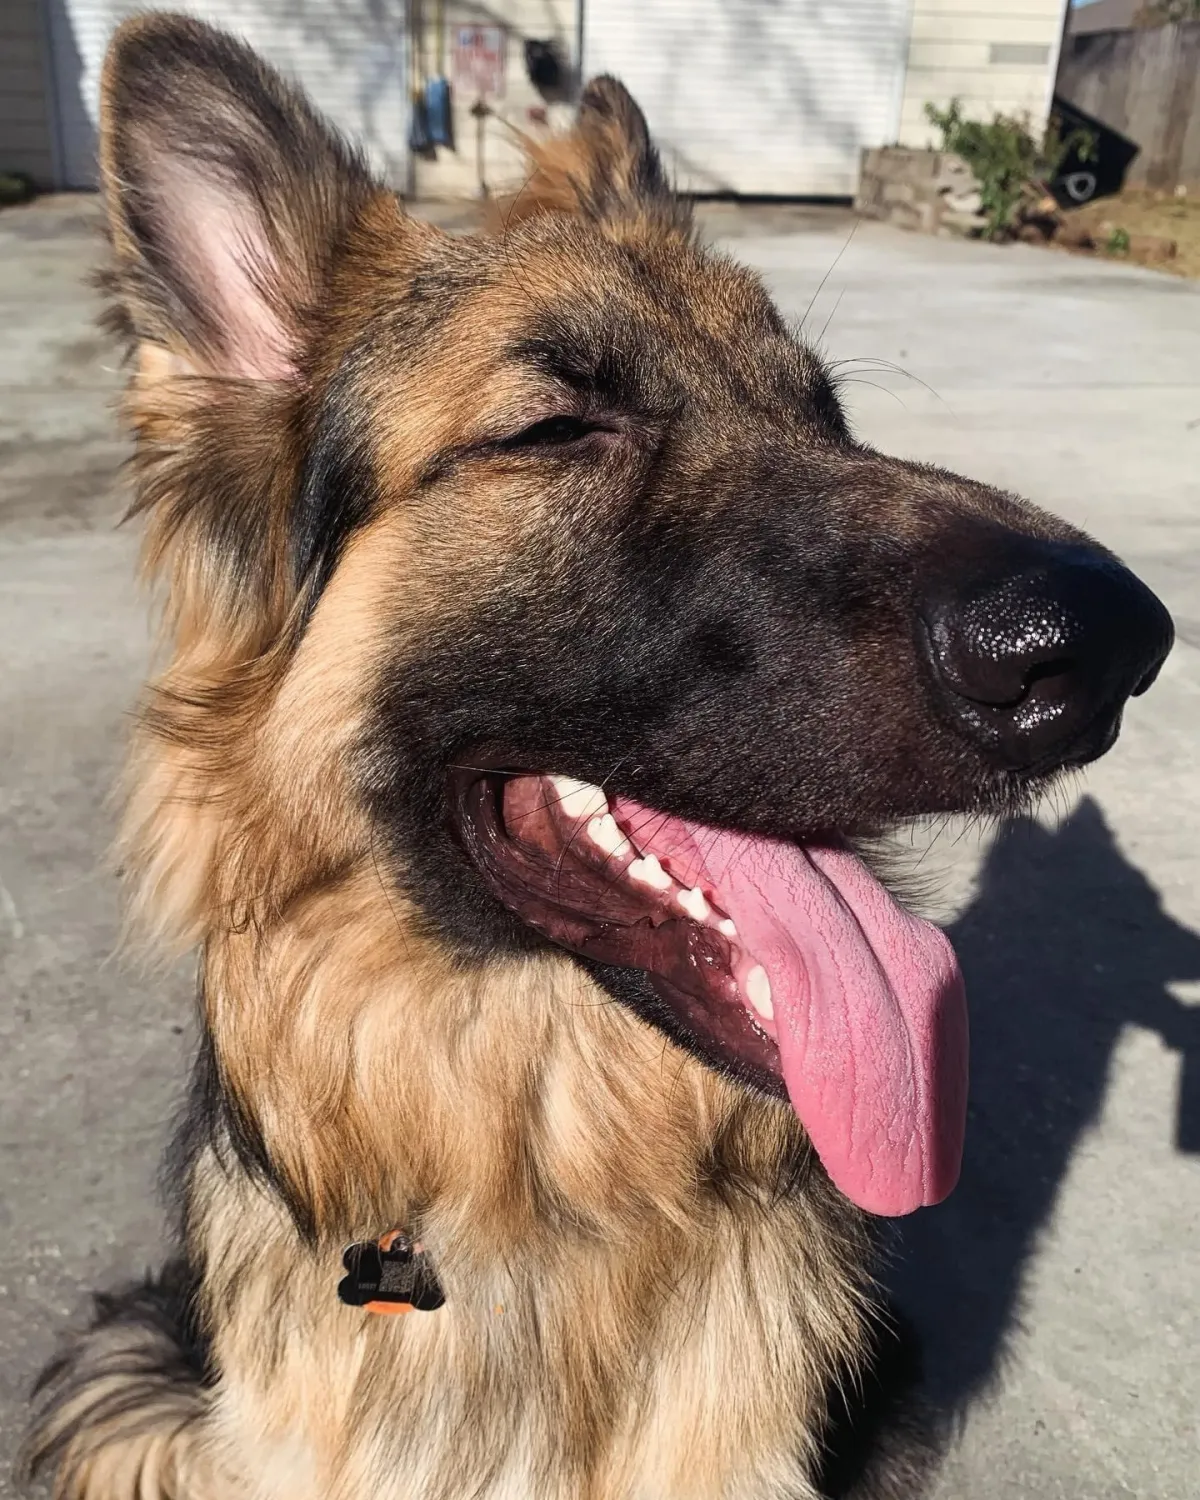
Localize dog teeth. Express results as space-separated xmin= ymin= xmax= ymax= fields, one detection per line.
xmin=587 ymin=813 xmax=626 ymax=857
xmin=547 ymin=784 xmax=736 ymax=936
xmin=677 ymin=887 xmax=710 ymax=921
xmin=745 ymin=966 xmax=773 ymax=1021
xmin=627 ymin=853 xmax=672 ymax=891
xmin=549 ymin=775 xmax=607 ymax=820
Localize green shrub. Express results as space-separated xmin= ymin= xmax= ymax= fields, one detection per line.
xmin=923 ymin=99 xmax=1093 ymax=241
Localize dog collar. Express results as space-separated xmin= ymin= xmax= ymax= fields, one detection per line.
xmin=337 ymin=1229 xmax=445 ymax=1316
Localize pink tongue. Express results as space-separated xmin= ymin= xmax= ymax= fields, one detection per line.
xmin=612 ymin=803 xmax=968 ymax=1216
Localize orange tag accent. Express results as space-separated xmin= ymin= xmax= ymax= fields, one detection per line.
xmin=366 ymin=1231 xmax=413 ymax=1314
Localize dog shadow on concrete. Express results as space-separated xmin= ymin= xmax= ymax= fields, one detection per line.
xmin=888 ymin=794 xmax=1200 ymax=1411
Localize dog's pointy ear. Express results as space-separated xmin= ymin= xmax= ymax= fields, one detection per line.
xmin=99 ymin=13 xmax=379 ymax=381
xmin=497 ymin=76 xmax=691 ymax=235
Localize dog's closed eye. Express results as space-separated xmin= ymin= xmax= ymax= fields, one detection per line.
xmin=499 ymin=415 xmax=611 ymax=449
xmin=420 ymin=415 xmax=616 ymax=488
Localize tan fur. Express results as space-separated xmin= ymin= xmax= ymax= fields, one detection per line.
xmin=185 ymin=924 xmax=869 ymax=1500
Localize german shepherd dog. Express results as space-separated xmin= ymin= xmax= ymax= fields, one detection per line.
xmin=26 ymin=14 xmax=1173 ymax=1500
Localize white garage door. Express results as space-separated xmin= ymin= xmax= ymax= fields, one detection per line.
xmin=582 ymin=0 xmax=912 ymax=197
xmin=44 ymin=0 xmax=409 ymax=190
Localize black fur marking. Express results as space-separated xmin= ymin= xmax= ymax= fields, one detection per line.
xmin=692 ymin=617 xmax=756 ymax=676
xmin=367 ymin=455 xmax=901 ymax=961
xmin=293 ymin=366 xmax=380 ymax=614
xmin=700 ymin=1093 xmax=822 ymax=1209
xmin=171 ymin=1018 xmax=318 ymax=1241
xmin=513 ymin=333 xmax=652 ymax=415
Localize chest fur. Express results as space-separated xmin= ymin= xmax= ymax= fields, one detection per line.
xmin=194 ymin=1161 xmax=860 ymax=1500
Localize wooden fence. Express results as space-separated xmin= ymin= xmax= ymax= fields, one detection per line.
xmin=1057 ymin=20 xmax=1200 ymax=190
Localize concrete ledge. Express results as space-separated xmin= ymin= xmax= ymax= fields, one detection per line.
xmin=856 ymin=146 xmax=985 ymax=236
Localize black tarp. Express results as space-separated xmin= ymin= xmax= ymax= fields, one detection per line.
xmin=1050 ymin=94 xmax=1140 ymax=206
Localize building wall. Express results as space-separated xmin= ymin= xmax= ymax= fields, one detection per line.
xmin=16 ymin=0 xmax=1065 ymax=199
xmin=896 ymin=0 xmax=1069 ymax=146
xmin=409 ymin=0 xmax=578 ymax=200
xmin=1 ymin=0 xmax=58 ymax=189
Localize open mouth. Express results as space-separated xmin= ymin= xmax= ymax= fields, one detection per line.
xmin=451 ymin=770 xmax=968 ymax=1218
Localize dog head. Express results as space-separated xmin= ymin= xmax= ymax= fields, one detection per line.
xmin=100 ymin=16 xmax=1172 ymax=1219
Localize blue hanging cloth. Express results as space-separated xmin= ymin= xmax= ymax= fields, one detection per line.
xmin=426 ymin=75 xmax=453 ymax=149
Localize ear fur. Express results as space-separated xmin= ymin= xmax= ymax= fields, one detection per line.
xmin=497 ymin=75 xmax=692 ymax=236
xmin=96 ymin=14 xmax=402 ymax=660
xmin=99 ymin=11 xmax=378 ymax=382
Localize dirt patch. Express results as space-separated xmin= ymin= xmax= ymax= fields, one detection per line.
xmin=1053 ymin=188 xmax=1200 ymax=278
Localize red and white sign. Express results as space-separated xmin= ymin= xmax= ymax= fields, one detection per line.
xmin=452 ymin=25 xmax=507 ymax=100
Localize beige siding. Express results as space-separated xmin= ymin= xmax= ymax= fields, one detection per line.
xmin=909 ymin=12 xmax=1066 ymax=41
xmin=896 ymin=0 xmax=1068 ymax=147
xmin=0 ymin=0 xmax=57 ymax=189
xmin=906 ymin=0 xmax=1062 ymax=14
xmin=411 ymin=0 xmax=579 ymax=201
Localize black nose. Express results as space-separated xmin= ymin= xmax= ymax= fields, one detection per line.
xmin=922 ymin=539 xmax=1173 ymax=771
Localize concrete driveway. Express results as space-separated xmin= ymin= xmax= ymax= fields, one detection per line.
xmin=2 ymin=196 xmax=1197 ymax=1500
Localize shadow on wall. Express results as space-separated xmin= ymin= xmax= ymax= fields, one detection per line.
xmin=888 ymin=796 xmax=1200 ymax=1412
xmin=38 ymin=0 xmax=417 ymax=190
xmin=44 ymin=0 xmax=93 ymax=188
